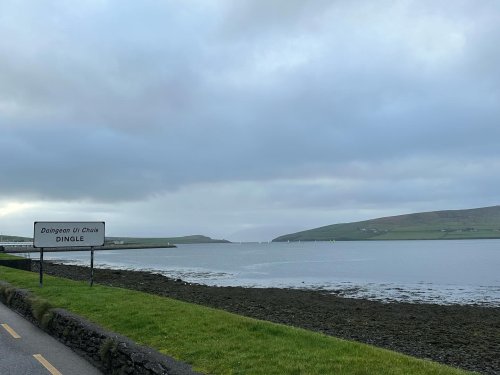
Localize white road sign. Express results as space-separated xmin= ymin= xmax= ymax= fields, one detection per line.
xmin=34 ymin=222 xmax=105 ymax=248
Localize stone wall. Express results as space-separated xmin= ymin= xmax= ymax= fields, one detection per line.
xmin=0 ymin=281 xmax=202 ymax=375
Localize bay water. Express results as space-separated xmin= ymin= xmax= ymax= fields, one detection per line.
xmin=36 ymin=239 xmax=500 ymax=306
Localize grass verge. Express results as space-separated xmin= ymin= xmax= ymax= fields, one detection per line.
xmin=0 ymin=253 xmax=24 ymax=260
xmin=0 ymin=266 xmax=474 ymax=375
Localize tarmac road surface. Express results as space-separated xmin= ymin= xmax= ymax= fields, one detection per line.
xmin=0 ymin=302 xmax=102 ymax=375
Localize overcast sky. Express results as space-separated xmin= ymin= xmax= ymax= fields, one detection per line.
xmin=1 ymin=1 xmax=499 ymax=241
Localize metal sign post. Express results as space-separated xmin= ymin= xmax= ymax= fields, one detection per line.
xmin=39 ymin=248 xmax=44 ymax=287
xmin=33 ymin=222 xmax=105 ymax=287
xmin=90 ymin=247 xmax=94 ymax=287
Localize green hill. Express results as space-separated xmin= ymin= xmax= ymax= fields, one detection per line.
xmin=106 ymin=235 xmax=230 ymax=245
xmin=0 ymin=235 xmax=32 ymax=242
xmin=2 ymin=234 xmax=229 ymax=246
xmin=273 ymin=205 xmax=500 ymax=242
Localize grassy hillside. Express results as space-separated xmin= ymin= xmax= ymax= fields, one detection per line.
xmin=1 ymin=234 xmax=229 ymax=246
xmin=273 ymin=205 xmax=500 ymax=242
xmin=0 ymin=235 xmax=32 ymax=242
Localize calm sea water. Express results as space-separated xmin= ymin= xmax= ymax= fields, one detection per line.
xmin=36 ymin=240 xmax=500 ymax=306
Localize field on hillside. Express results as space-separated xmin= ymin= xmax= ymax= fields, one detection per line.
xmin=274 ymin=206 xmax=500 ymax=241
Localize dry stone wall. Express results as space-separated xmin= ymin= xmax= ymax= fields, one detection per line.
xmin=0 ymin=281 xmax=202 ymax=375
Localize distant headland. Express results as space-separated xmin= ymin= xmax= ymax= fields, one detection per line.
xmin=0 ymin=234 xmax=230 ymax=250
xmin=273 ymin=205 xmax=500 ymax=242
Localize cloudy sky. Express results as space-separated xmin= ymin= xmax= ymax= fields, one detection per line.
xmin=1 ymin=1 xmax=499 ymax=241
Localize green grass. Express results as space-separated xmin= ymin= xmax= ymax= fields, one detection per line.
xmin=0 ymin=235 xmax=32 ymax=242
xmin=0 ymin=253 xmax=24 ymax=260
xmin=0 ymin=267 xmax=473 ymax=375
xmin=274 ymin=205 xmax=500 ymax=242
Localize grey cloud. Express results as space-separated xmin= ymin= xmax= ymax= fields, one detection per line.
xmin=1 ymin=0 xmax=499 ymax=232
xmin=220 ymin=0 xmax=335 ymax=37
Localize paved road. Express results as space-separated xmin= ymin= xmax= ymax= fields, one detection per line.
xmin=0 ymin=302 xmax=102 ymax=375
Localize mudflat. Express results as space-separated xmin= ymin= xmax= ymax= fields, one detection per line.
xmin=35 ymin=262 xmax=499 ymax=375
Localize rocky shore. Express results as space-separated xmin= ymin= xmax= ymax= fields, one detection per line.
xmin=34 ymin=262 xmax=499 ymax=375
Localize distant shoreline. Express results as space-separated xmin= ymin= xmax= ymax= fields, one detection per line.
xmin=273 ymin=236 xmax=500 ymax=242
xmin=2 ymin=243 xmax=176 ymax=253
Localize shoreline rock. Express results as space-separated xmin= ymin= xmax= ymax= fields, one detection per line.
xmin=34 ymin=261 xmax=500 ymax=375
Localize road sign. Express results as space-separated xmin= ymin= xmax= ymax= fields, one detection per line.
xmin=34 ymin=222 xmax=105 ymax=248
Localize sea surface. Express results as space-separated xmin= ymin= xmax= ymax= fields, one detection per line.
xmin=30 ymin=239 xmax=500 ymax=306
